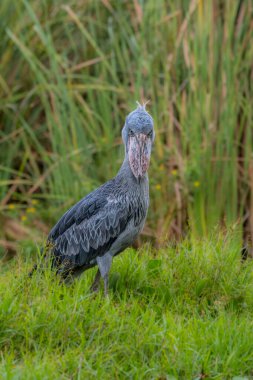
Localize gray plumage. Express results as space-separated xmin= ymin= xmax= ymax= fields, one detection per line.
xmin=47 ymin=103 xmax=155 ymax=295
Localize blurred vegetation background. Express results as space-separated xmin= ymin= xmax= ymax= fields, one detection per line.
xmin=0 ymin=0 xmax=253 ymax=256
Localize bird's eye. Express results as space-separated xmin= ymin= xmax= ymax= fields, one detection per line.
xmin=148 ymin=131 xmax=153 ymax=138
xmin=129 ymin=129 xmax=134 ymax=137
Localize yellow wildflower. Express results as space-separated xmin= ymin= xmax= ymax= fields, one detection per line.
xmin=8 ymin=203 xmax=15 ymax=210
xmin=193 ymin=181 xmax=200 ymax=188
xmin=31 ymin=199 xmax=39 ymax=205
xmin=155 ymin=184 xmax=161 ymax=191
xmin=26 ymin=207 xmax=36 ymax=214
xmin=171 ymin=169 xmax=178 ymax=176
xmin=21 ymin=215 xmax=27 ymax=222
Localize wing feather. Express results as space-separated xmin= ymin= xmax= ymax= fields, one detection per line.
xmin=49 ymin=182 xmax=111 ymax=241
xmin=48 ymin=187 xmax=131 ymax=269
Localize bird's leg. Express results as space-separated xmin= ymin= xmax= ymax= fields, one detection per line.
xmin=90 ymin=269 xmax=101 ymax=293
xmin=96 ymin=253 xmax=112 ymax=297
xmin=103 ymin=273 xmax=110 ymax=297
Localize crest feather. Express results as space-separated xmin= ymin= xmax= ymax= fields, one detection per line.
xmin=136 ymin=100 xmax=150 ymax=111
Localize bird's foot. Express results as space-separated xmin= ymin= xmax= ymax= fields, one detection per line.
xmin=90 ymin=269 xmax=101 ymax=293
xmin=90 ymin=282 xmax=100 ymax=293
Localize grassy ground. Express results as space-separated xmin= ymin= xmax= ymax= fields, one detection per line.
xmin=1 ymin=233 xmax=253 ymax=379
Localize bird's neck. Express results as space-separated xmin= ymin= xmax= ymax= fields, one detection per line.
xmin=117 ymin=155 xmax=148 ymax=185
xmin=116 ymin=156 xmax=149 ymax=209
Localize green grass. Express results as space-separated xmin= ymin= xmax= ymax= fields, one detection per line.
xmin=1 ymin=234 xmax=253 ymax=379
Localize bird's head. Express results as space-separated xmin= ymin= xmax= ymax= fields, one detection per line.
xmin=122 ymin=102 xmax=155 ymax=179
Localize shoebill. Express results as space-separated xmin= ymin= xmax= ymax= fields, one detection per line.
xmin=45 ymin=103 xmax=155 ymax=295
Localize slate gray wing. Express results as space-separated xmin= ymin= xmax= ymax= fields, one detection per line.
xmin=48 ymin=192 xmax=132 ymax=269
xmin=48 ymin=190 xmax=107 ymax=241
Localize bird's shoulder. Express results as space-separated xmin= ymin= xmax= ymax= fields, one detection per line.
xmin=48 ymin=178 xmax=129 ymax=241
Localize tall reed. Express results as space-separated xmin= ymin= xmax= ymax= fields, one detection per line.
xmin=0 ymin=0 xmax=252 ymax=244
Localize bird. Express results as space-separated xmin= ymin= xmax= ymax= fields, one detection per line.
xmin=40 ymin=102 xmax=155 ymax=295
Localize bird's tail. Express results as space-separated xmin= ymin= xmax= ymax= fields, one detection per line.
xmin=28 ymin=245 xmax=48 ymax=277
xmin=28 ymin=263 xmax=38 ymax=277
